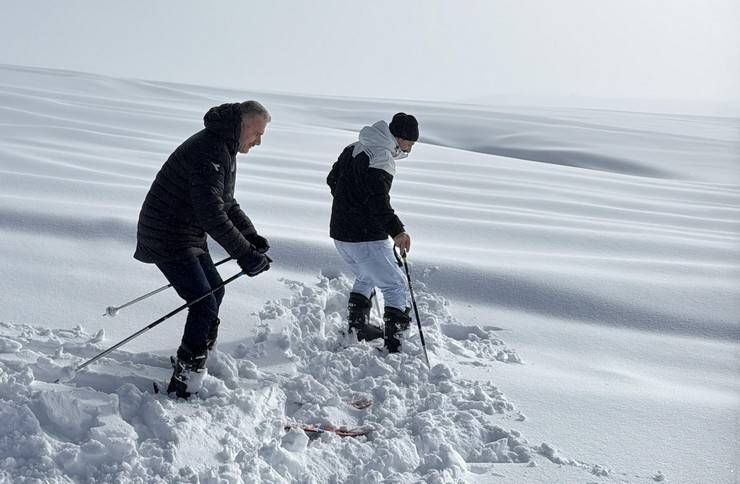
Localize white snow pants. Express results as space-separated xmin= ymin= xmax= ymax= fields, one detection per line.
xmin=333 ymin=239 xmax=409 ymax=310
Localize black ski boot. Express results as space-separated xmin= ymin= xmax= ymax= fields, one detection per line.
xmin=347 ymin=292 xmax=384 ymax=341
xmin=206 ymin=318 xmax=220 ymax=351
xmin=167 ymin=345 xmax=208 ymax=399
xmin=383 ymin=307 xmax=411 ymax=353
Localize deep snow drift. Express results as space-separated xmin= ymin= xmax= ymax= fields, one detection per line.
xmin=0 ymin=64 xmax=738 ymax=483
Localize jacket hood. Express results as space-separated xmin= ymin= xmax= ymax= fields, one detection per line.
xmin=357 ymin=121 xmax=396 ymax=152
xmin=353 ymin=121 xmax=405 ymax=176
xmin=204 ymin=103 xmax=241 ymax=153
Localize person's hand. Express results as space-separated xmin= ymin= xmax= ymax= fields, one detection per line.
xmin=393 ymin=232 xmax=411 ymax=257
xmin=237 ymin=251 xmax=272 ymax=277
xmin=247 ymin=234 xmax=270 ymax=254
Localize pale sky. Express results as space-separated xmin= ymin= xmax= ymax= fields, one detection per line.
xmin=2 ymin=0 xmax=738 ymax=108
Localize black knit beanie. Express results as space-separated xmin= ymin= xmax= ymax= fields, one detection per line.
xmin=389 ymin=112 xmax=419 ymax=142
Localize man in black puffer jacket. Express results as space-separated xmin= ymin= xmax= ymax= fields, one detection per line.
xmin=327 ymin=113 xmax=419 ymax=353
xmin=134 ymin=101 xmax=271 ymax=398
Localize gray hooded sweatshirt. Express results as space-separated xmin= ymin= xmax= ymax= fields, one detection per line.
xmin=352 ymin=121 xmax=407 ymax=177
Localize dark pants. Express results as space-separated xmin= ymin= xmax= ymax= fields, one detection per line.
xmin=156 ymin=252 xmax=225 ymax=355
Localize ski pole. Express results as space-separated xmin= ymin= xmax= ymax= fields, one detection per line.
xmin=103 ymin=256 xmax=233 ymax=316
xmin=58 ymin=270 xmax=244 ymax=382
xmin=393 ymin=248 xmax=431 ymax=368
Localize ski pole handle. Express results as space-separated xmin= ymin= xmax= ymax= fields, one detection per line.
xmin=392 ymin=247 xmax=403 ymax=267
xmin=104 ymin=256 xmax=233 ymax=316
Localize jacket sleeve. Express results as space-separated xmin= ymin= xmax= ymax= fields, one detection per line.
xmin=327 ymin=161 xmax=339 ymax=196
xmin=366 ymin=167 xmax=405 ymax=238
xmin=227 ymin=200 xmax=257 ymax=238
xmin=327 ymin=146 xmax=351 ymax=196
xmin=190 ymin=157 xmax=253 ymax=259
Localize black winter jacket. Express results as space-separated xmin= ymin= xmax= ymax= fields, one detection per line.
xmin=327 ymin=144 xmax=405 ymax=242
xmin=134 ymin=103 xmax=257 ymax=263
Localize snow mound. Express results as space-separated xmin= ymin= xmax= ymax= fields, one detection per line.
xmin=0 ymin=335 xmax=22 ymax=353
xmin=0 ymin=275 xmax=610 ymax=482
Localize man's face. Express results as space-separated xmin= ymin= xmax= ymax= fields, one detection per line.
xmin=397 ymin=138 xmax=416 ymax=154
xmin=238 ymin=115 xmax=269 ymax=154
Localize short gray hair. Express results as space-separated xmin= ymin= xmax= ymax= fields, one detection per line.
xmin=239 ymin=100 xmax=271 ymax=122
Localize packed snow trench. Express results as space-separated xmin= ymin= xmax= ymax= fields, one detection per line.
xmin=0 ymin=64 xmax=738 ymax=483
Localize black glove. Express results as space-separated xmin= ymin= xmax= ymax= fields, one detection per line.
xmin=246 ymin=233 xmax=270 ymax=254
xmin=237 ymin=251 xmax=272 ymax=277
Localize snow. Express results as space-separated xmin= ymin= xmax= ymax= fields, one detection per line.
xmin=0 ymin=280 xmax=531 ymax=482
xmin=0 ymin=64 xmax=738 ymax=483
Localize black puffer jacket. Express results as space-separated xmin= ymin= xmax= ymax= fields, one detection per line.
xmin=134 ymin=103 xmax=257 ymax=263
xmin=327 ymin=144 xmax=405 ymax=242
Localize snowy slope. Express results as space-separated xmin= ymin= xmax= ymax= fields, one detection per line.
xmin=0 ymin=64 xmax=738 ymax=483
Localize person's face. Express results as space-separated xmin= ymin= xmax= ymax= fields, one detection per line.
xmin=238 ymin=115 xmax=269 ymax=154
xmin=396 ymin=138 xmax=416 ymax=154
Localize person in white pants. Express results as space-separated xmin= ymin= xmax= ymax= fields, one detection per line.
xmin=327 ymin=113 xmax=419 ymax=352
